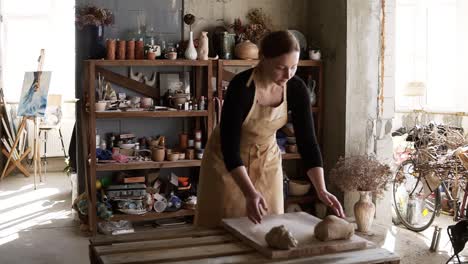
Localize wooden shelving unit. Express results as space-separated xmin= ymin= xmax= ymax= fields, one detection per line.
xmin=84 ymin=59 xmax=213 ymax=235
xmin=84 ymin=59 xmax=322 ymax=234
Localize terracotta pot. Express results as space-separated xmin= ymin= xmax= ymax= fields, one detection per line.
xmin=354 ymin=191 xmax=375 ymax=233
xmin=151 ymin=147 xmax=165 ymax=162
xmin=235 ymin=40 xmax=259 ymax=60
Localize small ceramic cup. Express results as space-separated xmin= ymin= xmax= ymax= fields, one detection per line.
xmin=165 ymin=51 xmax=177 ymax=60
xmin=178 ymin=152 xmax=186 ymax=160
xmin=147 ymin=51 xmax=157 ymax=60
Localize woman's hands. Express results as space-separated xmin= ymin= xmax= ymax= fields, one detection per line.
xmin=317 ymin=189 xmax=345 ymax=218
xmin=307 ymin=167 xmax=346 ymax=218
xmin=245 ymin=191 xmax=268 ymax=224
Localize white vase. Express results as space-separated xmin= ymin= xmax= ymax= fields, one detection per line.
xmin=185 ymin=31 xmax=197 ymax=60
xmin=354 ymin=191 xmax=375 ymax=233
xmin=197 ymin=31 xmax=209 ymax=60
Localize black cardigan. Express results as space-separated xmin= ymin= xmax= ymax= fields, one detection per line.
xmin=220 ymin=68 xmax=323 ymax=172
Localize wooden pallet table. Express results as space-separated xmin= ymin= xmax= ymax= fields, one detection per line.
xmin=89 ymin=225 xmax=400 ymax=264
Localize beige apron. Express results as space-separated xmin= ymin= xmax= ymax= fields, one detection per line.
xmin=195 ymin=70 xmax=288 ymax=228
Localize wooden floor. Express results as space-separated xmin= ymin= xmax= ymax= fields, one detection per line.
xmin=89 ymin=226 xmax=400 ymax=264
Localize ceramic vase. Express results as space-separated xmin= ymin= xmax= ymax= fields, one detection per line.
xmin=307 ymin=75 xmax=317 ymax=106
xmin=79 ymin=25 xmax=106 ymax=59
xmin=354 ymin=191 xmax=375 ymax=233
xmin=197 ymin=31 xmax=209 ymax=60
xmin=185 ymin=31 xmax=198 ymax=60
xmin=234 ymin=40 xmax=259 ymax=60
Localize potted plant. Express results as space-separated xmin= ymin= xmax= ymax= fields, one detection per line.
xmin=329 ymin=155 xmax=392 ymax=232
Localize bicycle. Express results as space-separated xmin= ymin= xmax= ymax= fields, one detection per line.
xmin=392 ymin=123 xmax=468 ymax=232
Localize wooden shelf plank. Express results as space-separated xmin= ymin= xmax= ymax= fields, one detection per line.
xmin=96 ymin=66 xmax=158 ymax=98
xmin=88 ymin=59 xmax=211 ymax=67
xmin=103 ymin=209 xmax=195 ymax=222
xmin=96 ymin=160 xmax=201 ymax=171
xmin=282 ymin=153 xmax=301 ymax=160
xmin=95 ymin=110 xmax=208 ymax=118
xmin=218 ymin=59 xmax=322 ymax=67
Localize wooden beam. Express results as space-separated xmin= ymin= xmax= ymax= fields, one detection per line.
xmin=95 ymin=66 xmax=158 ymax=99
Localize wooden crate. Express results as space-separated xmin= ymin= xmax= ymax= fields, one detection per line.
xmin=89 ymin=226 xmax=400 ymax=264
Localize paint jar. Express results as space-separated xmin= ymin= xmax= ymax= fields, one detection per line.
xmin=185 ymin=148 xmax=195 ymax=160
xmin=188 ymin=139 xmax=194 ymax=148
xmin=194 ymin=130 xmax=202 ymax=141
xmin=194 ymin=140 xmax=202 ymax=150
xmin=196 ymin=149 xmax=204 ymax=160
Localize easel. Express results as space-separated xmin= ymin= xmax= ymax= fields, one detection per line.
xmin=1 ymin=50 xmax=45 ymax=189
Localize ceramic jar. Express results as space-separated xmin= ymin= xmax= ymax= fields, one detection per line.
xmin=235 ymin=40 xmax=259 ymax=60
xmin=185 ymin=31 xmax=198 ymax=60
xmin=151 ymin=147 xmax=165 ymax=162
xmin=354 ymin=191 xmax=375 ymax=233
xmin=197 ymin=31 xmax=209 ymax=60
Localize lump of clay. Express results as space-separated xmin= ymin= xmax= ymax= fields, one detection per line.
xmin=314 ymin=215 xmax=354 ymax=241
xmin=265 ymin=225 xmax=299 ymax=250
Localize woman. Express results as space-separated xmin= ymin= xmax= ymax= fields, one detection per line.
xmin=195 ymin=31 xmax=344 ymax=227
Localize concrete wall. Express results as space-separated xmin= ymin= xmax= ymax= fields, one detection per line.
xmin=344 ymin=0 xmax=395 ymax=224
xmin=305 ymin=1 xmax=347 ymax=171
xmin=184 ymin=0 xmax=310 ymax=40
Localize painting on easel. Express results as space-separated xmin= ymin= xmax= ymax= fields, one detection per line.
xmin=17 ymin=71 xmax=51 ymax=117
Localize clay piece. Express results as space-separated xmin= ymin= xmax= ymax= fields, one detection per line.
xmin=265 ymin=225 xmax=299 ymax=250
xmin=314 ymin=215 xmax=354 ymax=242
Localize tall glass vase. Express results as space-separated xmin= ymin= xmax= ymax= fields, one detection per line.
xmin=184 ymin=31 xmax=197 ymax=60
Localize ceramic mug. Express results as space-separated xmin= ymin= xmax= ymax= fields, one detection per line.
xmin=165 ymin=51 xmax=177 ymax=60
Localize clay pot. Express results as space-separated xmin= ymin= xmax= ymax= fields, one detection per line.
xmin=151 ymin=147 xmax=165 ymax=162
xmin=235 ymin=40 xmax=259 ymax=60
xmin=354 ymin=191 xmax=375 ymax=233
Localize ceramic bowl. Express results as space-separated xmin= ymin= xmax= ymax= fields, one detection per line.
xmin=288 ymin=180 xmax=311 ymax=196
xmin=120 ymin=143 xmax=136 ymax=149
xmin=167 ymin=152 xmax=179 ymax=162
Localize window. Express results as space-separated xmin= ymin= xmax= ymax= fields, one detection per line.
xmin=395 ymin=0 xmax=468 ymax=112
xmin=1 ymin=0 xmax=75 ymax=101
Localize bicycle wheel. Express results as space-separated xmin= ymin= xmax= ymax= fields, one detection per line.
xmin=393 ymin=160 xmax=441 ymax=232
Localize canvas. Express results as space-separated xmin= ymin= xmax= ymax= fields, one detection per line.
xmin=17 ymin=71 xmax=51 ymax=117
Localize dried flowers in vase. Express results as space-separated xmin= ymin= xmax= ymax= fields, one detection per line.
xmin=76 ymin=5 xmax=114 ymax=29
xmin=328 ymin=155 xmax=392 ymax=198
xmin=229 ymin=8 xmax=271 ymax=44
